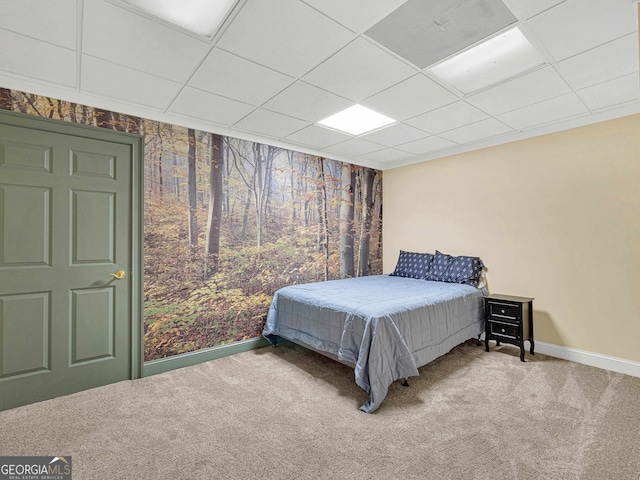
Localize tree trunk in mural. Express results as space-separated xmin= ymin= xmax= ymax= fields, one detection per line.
xmin=251 ymin=144 xmax=279 ymax=247
xmin=0 ymin=88 xmax=12 ymax=110
xmin=223 ymin=139 xmax=231 ymax=219
xmin=287 ymin=150 xmax=297 ymax=229
xmin=253 ymin=143 xmax=265 ymax=247
xmin=242 ymin=189 xmax=251 ymax=237
xmin=45 ymin=98 xmax=54 ymax=118
xmin=81 ymin=105 xmax=91 ymax=126
xmin=69 ymin=102 xmax=78 ymax=123
xmin=187 ymin=128 xmax=199 ymax=248
xmin=94 ymin=107 xmax=112 ymax=129
xmin=264 ymin=151 xmax=273 ymax=236
xmin=111 ymin=111 xmax=122 ymax=131
xmin=339 ymin=163 xmax=355 ymax=278
xmin=172 ymin=153 xmax=180 ymax=201
xmin=300 ymin=158 xmax=310 ymax=229
xmin=205 ymin=133 xmax=224 ymax=276
xmin=156 ymin=124 xmax=164 ymax=199
xmin=127 ymin=115 xmax=142 ymax=135
xmin=357 ymin=168 xmax=375 ymax=277
xmin=316 ymin=157 xmax=330 ymax=281
xmin=21 ymin=92 xmax=43 ymax=116
xmin=374 ymin=175 xmax=383 ymax=263
xmin=228 ymin=138 xmax=257 ymax=241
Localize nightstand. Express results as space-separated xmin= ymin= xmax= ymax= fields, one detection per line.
xmin=484 ymin=294 xmax=534 ymax=362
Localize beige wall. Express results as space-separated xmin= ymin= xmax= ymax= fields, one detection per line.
xmin=383 ymin=114 xmax=640 ymax=363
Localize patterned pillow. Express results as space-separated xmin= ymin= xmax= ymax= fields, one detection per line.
xmin=390 ymin=250 xmax=434 ymax=279
xmin=426 ymin=250 xmax=454 ymax=281
xmin=441 ymin=254 xmax=484 ymax=287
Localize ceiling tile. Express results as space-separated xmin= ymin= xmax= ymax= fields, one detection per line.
xmin=362 ymin=74 xmax=458 ymax=120
xmin=217 ymin=0 xmax=355 ymax=77
xmin=466 ymin=66 xmax=571 ymax=116
xmin=82 ymin=55 xmax=182 ymax=110
xmin=327 ymin=138 xmax=385 ymax=156
xmin=263 ymin=81 xmax=353 ymax=122
xmin=358 ymin=148 xmax=413 ymax=163
xmin=360 ymin=123 xmax=428 ymax=147
xmin=0 ymin=0 xmax=76 ymax=49
xmin=303 ymin=37 xmax=417 ymax=102
xmin=577 ymin=73 xmax=640 ymax=111
xmin=0 ymin=29 xmax=75 ymax=87
xmin=365 ymin=0 xmax=516 ymax=68
xmin=526 ymin=0 xmax=638 ymax=61
xmin=396 ymin=136 xmax=457 ymax=155
xmin=500 ymin=0 xmax=565 ymax=20
xmin=188 ymin=48 xmax=293 ymax=106
xmin=301 ymin=0 xmax=409 ymax=34
xmin=497 ymin=93 xmax=588 ymax=130
xmin=83 ymin=1 xmax=210 ymax=83
xmin=439 ymin=118 xmax=512 ymax=144
xmin=169 ymin=87 xmax=255 ymax=126
xmin=283 ymin=125 xmax=351 ymax=149
xmin=405 ymin=101 xmax=488 ymax=134
xmin=233 ymin=108 xmax=310 ymax=139
xmin=556 ymin=34 xmax=639 ymax=91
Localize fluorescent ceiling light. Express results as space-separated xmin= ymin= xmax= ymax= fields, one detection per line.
xmin=122 ymin=0 xmax=237 ymax=37
xmin=317 ymin=105 xmax=396 ymax=136
xmin=427 ymin=27 xmax=546 ymax=94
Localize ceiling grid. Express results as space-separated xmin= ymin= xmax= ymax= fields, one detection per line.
xmin=0 ymin=0 xmax=637 ymax=170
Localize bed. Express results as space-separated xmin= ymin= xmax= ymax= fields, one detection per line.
xmin=262 ymin=250 xmax=486 ymax=413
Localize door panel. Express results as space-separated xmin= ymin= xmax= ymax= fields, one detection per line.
xmin=0 ymin=291 xmax=50 ymax=378
xmin=70 ymin=150 xmax=116 ymax=180
xmin=0 ymin=139 xmax=52 ymax=173
xmin=0 ymin=113 xmax=141 ymax=410
xmin=0 ymin=184 xmax=52 ymax=266
xmin=70 ymin=286 xmax=115 ymax=364
xmin=71 ymin=189 xmax=115 ymax=264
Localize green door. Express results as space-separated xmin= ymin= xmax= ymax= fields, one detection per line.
xmin=0 ymin=111 xmax=142 ymax=410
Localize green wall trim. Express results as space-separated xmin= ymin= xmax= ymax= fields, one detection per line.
xmin=143 ymin=337 xmax=271 ymax=377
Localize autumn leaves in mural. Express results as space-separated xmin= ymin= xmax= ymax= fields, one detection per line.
xmin=0 ymin=89 xmax=383 ymax=361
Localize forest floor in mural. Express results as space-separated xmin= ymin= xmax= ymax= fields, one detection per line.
xmin=143 ymin=196 xmax=339 ymax=360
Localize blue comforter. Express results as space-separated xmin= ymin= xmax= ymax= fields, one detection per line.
xmin=263 ymin=275 xmax=484 ymax=413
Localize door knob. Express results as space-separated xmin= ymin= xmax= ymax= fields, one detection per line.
xmin=110 ymin=270 xmax=126 ymax=280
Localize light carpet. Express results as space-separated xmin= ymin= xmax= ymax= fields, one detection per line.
xmin=1 ymin=341 xmax=639 ymax=480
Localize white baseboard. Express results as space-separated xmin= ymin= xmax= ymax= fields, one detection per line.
xmin=534 ymin=341 xmax=640 ymax=378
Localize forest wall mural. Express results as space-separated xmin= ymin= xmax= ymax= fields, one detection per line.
xmin=0 ymin=88 xmax=383 ymax=361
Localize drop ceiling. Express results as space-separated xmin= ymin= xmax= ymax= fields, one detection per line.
xmin=0 ymin=0 xmax=638 ymax=170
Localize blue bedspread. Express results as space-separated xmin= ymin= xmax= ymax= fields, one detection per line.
xmin=263 ymin=275 xmax=484 ymax=413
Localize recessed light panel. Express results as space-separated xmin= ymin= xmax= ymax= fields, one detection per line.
xmin=428 ymin=27 xmax=547 ymax=94
xmin=122 ymin=0 xmax=237 ymax=37
xmin=317 ymin=105 xmax=396 ymax=136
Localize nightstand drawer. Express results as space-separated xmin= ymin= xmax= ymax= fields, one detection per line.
xmin=487 ymin=301 xmax=520 ymax=320
xmin=488 ymin=321 xmax=519 ymax=340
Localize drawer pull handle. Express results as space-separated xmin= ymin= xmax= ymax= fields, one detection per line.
xmin=501 ymin=309 xmax=506 ymax=314
xmin=501 ymin=328 xmax=506 ymax=333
